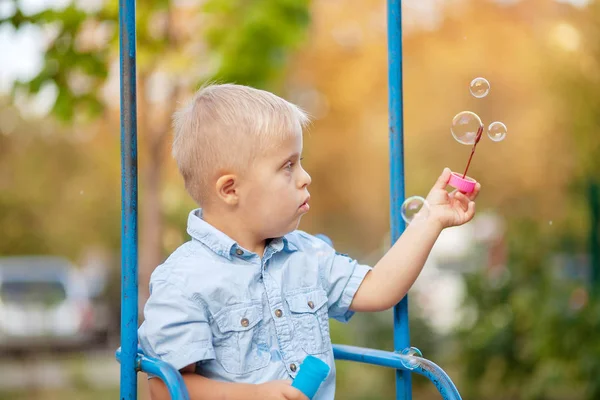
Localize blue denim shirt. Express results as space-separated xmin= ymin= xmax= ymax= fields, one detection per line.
xmin=138 ymin=209 xmax=372 ymax=400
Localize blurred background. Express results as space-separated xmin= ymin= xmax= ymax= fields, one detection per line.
xmin=1 ymin=0 xmax=600 ymax=398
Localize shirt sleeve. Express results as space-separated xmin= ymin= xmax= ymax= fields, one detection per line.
xmin=298 ymin=232 xmax=372 ymax=323
xmin=138 ymin=278 xmax=215 ymax=371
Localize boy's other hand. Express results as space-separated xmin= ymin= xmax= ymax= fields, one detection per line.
xmin=255 ymin=380 xmax=309 ymax=400
xmin=426 ymin=168 xmax=480 ymax=229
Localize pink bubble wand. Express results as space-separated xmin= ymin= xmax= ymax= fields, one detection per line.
xmin=448 ymin=124 xmax=483 ymax=193
xmin=462 ymin=125 xmax=484 ymax=179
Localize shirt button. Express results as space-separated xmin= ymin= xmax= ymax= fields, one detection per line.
xmin=240 ymin=318 xmax=249 ymax=327
xmin=235 ymin=249 xmax=244 ymax=256
xmin=290 ymin=363 xmax=297 ymax=372
xmin=274 ymin=309 xmax=283 ymax=318
xmin=307 ymin=300 xmax=315 ymax=309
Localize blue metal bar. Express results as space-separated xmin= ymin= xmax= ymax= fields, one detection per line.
xmin=333 ymin=345 xmax=462 ymax=400
xmin=387 ymin=0 xmax=410 ymax=399
xmin=119 ymin=0 xmax=139 ymax=397
xmin=116 ymin=348 xmax=191 ymax=400
xmin=139 ymin=355 xmax=191 ymax=400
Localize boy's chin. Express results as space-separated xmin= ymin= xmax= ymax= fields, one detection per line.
xmin=268 ymin=219 xmax=302 ymax=238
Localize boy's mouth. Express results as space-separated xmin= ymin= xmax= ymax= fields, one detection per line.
xmin=299 ymin=196 xmax=310 ymax=211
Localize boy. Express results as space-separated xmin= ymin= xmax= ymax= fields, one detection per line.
xmin=138 ymin=84 xmax=480 ymax=400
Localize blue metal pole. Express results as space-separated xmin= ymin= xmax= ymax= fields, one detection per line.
xmin=119 ymin=0 xmax=139 ymax=397
xmin=139 ymin=355 xmax=192 ymax=400
xmin=387 ymin=0 xmax=411 ymax=399
xmin=333 ymin=345 xmax=462 ymax=400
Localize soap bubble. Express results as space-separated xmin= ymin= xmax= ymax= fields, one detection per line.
xmin=400 ymin=347 xmax=423 ymax=370
xmin=451 ymin=111 xmax=483 ymax=145
xmin=470 ymin=77 xmax=490 ymax=98
xmin=401 ymin=196 xmax=430 ymax=224
xmin=487 ymin=121 xmax=507 ymax=142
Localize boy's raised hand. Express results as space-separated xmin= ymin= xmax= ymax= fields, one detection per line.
xmin=425 ymin=168 xmax=480 ymax=229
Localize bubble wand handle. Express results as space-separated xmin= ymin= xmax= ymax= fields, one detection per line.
xmin=462 ymin=125 xmax=483 ymax=179
xmin=291 ymin=356 xmax=331 ymax=399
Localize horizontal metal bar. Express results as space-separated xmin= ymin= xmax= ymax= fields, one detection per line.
xmin=139 ymin=355 xmax=191 ymax=400
xmin=333 ymin=344 xmax=462 ymax=400
xmin=116 ymin=348 xmax=190 ymax=400
xmin=116 ymin=343 xmax=461 ymax=400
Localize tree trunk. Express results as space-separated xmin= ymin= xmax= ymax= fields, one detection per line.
xmin=137 ymin=1 xmax=183 ymax=315
xmin=138 ymin=139 xmax=164 ymax=314
xmin=138 ymin=79 xmax=181 ymax=315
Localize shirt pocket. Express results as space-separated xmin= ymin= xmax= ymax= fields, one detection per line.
xmin=212 ymin=303 xmax=271 ymax=375
xmin=286 ymin=289 xmax=331 ymax=354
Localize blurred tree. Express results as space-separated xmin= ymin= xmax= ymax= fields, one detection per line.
xmin=0 ymin=100 xmax=121 ymax=258
xmin=2 ymin=0 xmax=310 ymax=305
xmin=453 ymin=2 xmax=600 ymax=398
xmin=288 ymin=0 xmax=583 ymax=256
xmin=549 ymin=0 xmax=600 ymax=296
xmin=455 ymin=219 xmax=600 ymax=400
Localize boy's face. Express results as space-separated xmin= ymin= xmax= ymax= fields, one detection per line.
xmin=241 ymin=132 xmax=312 ymax=239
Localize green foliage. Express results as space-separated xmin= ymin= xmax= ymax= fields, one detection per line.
xmin=203 ymin=0 xmax=310 ymax=88
xmin=456 ymin=219 xmax=600 ymax=400
xmin=6 ymin=4 xmax=112 ymax=120
xmin=2 ymin=0 xmax=311 ymax=123
xmin=450 ymin=3 xmax=600 ymax=399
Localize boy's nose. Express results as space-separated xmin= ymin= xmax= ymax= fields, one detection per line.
xmin=299 ymin=168 xmax=312 ymax=188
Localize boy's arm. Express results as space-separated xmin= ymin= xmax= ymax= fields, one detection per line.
xmin=148 ymin=366 xmax=307 ymax=400
xmin=148 ymin=372 xmax=259 ymax=400
xmin=350 ymin=168 xmax=479 ymax=312
xmin=349 ymin=216 xmax=443 ymax=312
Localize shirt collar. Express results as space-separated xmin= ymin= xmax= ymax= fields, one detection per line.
xmin=186 ymin=209 xmax=298 ymax=260
xmin=268 ymin=236 xmax=299 ymax=254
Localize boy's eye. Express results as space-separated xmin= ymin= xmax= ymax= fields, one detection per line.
xmin=284 ymin=157 xmax=303 ymax=170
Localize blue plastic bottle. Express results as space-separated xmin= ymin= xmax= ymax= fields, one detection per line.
xmin=291 ymin=355 xmax=330 ymax=399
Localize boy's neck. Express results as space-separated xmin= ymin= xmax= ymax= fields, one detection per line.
xmin=202 ymin=208 xmax=266 ymax=257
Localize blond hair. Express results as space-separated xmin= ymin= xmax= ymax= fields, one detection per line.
xmin=172 ymin=83 xmax=310 ymax=206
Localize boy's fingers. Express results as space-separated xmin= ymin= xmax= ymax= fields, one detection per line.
xmin=455 ymin=192 xmax=469 ymax=211
xmin=285 ymin=385 xmax=309 ymax=400
xmin=468 ymin=201 xmax=476 ymax=218
xmin=434 ymin=168 xmax=452 ymax=190
xmin=451 ymin=183 xmax=480 ymax=201
xmin=452 ymin=190 xmax=471 ymax=207
xmin=467 ymin=183 xmax=481 ymax=200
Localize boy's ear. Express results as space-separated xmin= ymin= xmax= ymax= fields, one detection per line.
xmin=215 ymin=174 xmax=239 ymax=205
